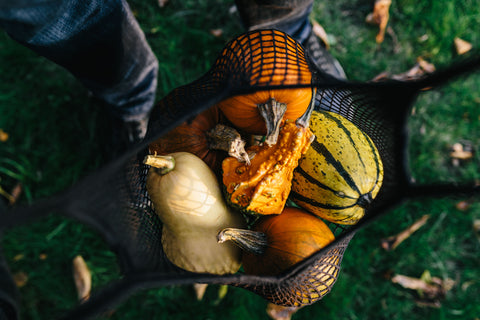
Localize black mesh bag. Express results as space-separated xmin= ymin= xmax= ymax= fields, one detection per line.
xmin=1 ymin=29 xmax=479 ymax=319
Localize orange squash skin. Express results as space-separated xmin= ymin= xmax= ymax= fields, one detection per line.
xmin=222 ymin=120 xmax=313 ymax=215
xmin=148 ymin=106 xmax=225 ymax=174
xmin=218 ymin=88 xmax=313 ymax=135
xmin=242 ymin=207 xmax=335 ymax=276
xmin=216 ymin=30 xmax=314 ymax=135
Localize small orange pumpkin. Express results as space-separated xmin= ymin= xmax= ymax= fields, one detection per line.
xmin=216 ymin=30 xmax=314 ymax=144
xmin=217 ymin=207 xmax=335 ymax=276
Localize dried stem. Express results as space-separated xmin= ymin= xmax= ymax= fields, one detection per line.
xmin=217 ymin=228 xmax=268 ymax=255
xmin=143 ymin=154 xmax=176 ymax=175
xmin=258 ymin=98 xmax=287 ymax=146
xmin=207 ymin=124 xmax=250 ymax=164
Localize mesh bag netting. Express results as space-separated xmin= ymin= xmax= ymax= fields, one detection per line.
xmin=1 ymin=29 xmax=479 ymax=319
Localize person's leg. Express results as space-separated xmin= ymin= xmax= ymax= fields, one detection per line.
xmin=0 ymin=0 xmax=158 ymax=143
xmin=235 ymin=0 xmax=346 ymax=79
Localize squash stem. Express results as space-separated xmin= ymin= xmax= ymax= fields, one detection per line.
xmin=295 ymin=87 xmax=317 ymax=128
xmin=143 ymin=154 xmax=175 ymax=175
xmin=258 ymin=98 xmax=287 ymax=146
xmin=207 ymin=124 xmax=250 ymax=165
xmin=217 ymin=228 xmax=268 ymax=255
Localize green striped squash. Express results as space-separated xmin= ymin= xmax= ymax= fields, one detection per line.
xmin=290 ymin=111 xmax=383 ymax=225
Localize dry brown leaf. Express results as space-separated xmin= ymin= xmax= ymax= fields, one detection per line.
xmin=73 ymin=255 xmax=92 ymax=302
xmin=266 ymin=303 xmax=301 ymax=320
xmin=372 ymin=57 xmax=435 ymax=82
xmin=365 ymin=0 xmax=392 ymax=43
xmin=8 ymin=182 xmax=22 ymax=205
xmin=417 ymin=57 xmax=436 ymax=73
xmin=450 ymin=142 xmax=474 ymax=161
xmin=13 ymin=271 xmax=28 ymax=288
xmin=193 ymin=283 xmax=208 ymax=301
xmin=381 ymin=214 xmax=430 ymax=250
xmin=210 ymin=29 xmax=223 ymax=38
xmin=0 ymin=129 xmax=8 ymax=142
xmin=392 ymin=271 xmax=454 ymax=301
xmin=455 ymin=200 xmax=471 ymax=211
xmin=454 ymin=37 xmax=472 ymax=55
xmin=311 ymin=19 xmax=330 ymax=49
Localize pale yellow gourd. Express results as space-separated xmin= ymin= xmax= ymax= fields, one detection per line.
xmin=144 ymin=152 xmax=245 ymax=275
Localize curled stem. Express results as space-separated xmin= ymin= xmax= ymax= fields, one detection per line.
xmin=295 ymin=87 xmax=317 ymax=128
xmin=217 ymin=228 xmax=268 ymax=255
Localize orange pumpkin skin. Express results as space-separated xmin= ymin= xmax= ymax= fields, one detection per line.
xmin=218 ymin=88 xmax=313 ymax=135
xmin=148 ymin=106 xmax=225 ymax=173
xmin=242 ymin=207 xmax=335 ymax=276
xmin=215 ymin=30 xmax=313 ymax=135
xmin=222 ymin=121 xmax=313 ymax=215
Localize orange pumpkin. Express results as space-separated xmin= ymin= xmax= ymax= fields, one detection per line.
xmin=217 ymin=207 xmax=335 ymax=276
xmin=216 ymin=30 xmax=314 ymax=144
xmin=148 ymin=106 xmax=226 ymax=173
xmin=222 ymin=120 xmax=314 ymax=215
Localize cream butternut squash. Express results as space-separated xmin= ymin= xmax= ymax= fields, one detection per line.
xmin=144 ymin=152 xmax=245 ymax=275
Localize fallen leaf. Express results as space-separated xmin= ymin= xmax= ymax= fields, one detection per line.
xmin=417 ymin=57 xmax=436 ymax=73
xmin=266 ymin=303 xmax=301 ymax=320
xmin=0 ymin=129 xmax=8 ymax=142
xmin=13 ymin=272 xmax=28 ymax=288
xmin=450 ymin=142 xmax=474 ymax=161
xmin=39 ymin=253 xmax=48 ymax=260
xmin=8 ymin=182 xmax=22 ymax=205
xmin=418 ymin=34 xmax=429 ymax=43
xmin=210 ymin=29 xmax=223 ymax=38
xmin=392 ymin=271 xmax=454 ymax=301
xmin=73 ymin=255 xmax=92 ymax=302
xmin=193 ymin=283 xmax=208 ymax=301
xmin=454 ymin=37 xmax=472 ymax=55
xmin=381 ymin=214 xmax=430 ymax=250
xmin=365 ymin=0 xmax=392 ymax=43
xmin=372 ymin=57 xmax=436 ymax=82
xmin=311 ymin=19 xmax=330 ymax=49
xmin=455 ymin=200 xmax=471 ymax=211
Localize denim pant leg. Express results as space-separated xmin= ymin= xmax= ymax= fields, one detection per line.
xmin=0 ymin=0 xmax=158 ymax=121
xmin=235 ymin=0 xmax=314 ymax=44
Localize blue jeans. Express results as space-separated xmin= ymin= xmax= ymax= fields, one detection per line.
xmin=0 ymin=0 xmax=158 ymax=122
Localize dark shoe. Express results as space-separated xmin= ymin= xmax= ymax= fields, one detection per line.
xmin=103 ymin=114 xmax=150 ymax=159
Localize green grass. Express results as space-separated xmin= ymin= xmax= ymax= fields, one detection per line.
xmin=1 ymin=0 xmax=479 ymax=319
